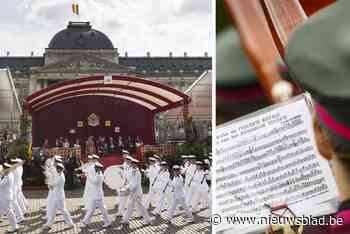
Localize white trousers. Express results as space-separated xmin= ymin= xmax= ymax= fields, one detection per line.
xmin=82 ymin=199 xmax=112 ymax=226
xmin=144 ymin=186 xmax=158 ymax=208
xmin=12 ymin=193 xmax=24 ymax=220
xmin=155 ymin=191 xmax=169 ymax=213
xmin=15 ymin=186 xmax=27 ymax=213
xmin=45 ymin=199 xmax=74 ymax=227
xmin=45 ymin=190 xmax=54 ymax=219
xmin=19 ymin=186 xmax=28 ymax=208
xmin=0 ymin=200 xmax=18 ymax=231
xmin=167 ymin=197 xmax=193 ymax=221
xmin=122 ymin=193 xmax=150 ymax=223
xmin=185 ymin=185 xmax=197 ymax=208
xmin=192 ymin=186 xmax=210 ymax=211
xmin=118 ymin=194 xmax=128 ymax=215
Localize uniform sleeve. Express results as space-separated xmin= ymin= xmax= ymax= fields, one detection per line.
xmin=0 ymin=175 xmax=9 ymax=187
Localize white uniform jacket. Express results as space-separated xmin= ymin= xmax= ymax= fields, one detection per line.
xmin=0 ymin=173 xmax=14 ymax=201
xmin=89 ymin=172 xmax=105 ymax=200
xmin=52 ymin=173 xmax=66 ymax=201
xmin=171 ymin=175 xmax=186 ymax=200
xmin=126 ymin=168 xmax=142 ymax=196
xmin=157 ymin=170 xmax=170 ymax=192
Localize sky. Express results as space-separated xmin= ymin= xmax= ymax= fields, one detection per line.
xmin=0 ymin=0 xmax=212 ymax=57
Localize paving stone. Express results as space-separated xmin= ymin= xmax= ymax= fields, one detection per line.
xmin=0 ymin=189 xmax=211 ymax=233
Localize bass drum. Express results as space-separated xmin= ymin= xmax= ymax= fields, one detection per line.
xmin=103 ymin=165 xmax=125 ymax=190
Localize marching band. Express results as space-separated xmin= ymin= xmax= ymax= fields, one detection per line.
xmin=0 ymin=151 xmax=211 ymax=232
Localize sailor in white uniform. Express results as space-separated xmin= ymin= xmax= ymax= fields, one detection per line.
xmin=0 ymin=163 xmax=18 ymax=233
xmin=191 ymin=161 xmax=210 ymax=212
xmin=153 ymin=155 xmax=161 ymax=167
xmin=9 ymin=160 xmax=25 ymax=224
xmin=43 ymin=155 xmax=63 ymax=220
xmin=43 ymin=163 xmax=75 ymax=230
xmin=166 ymin=165 xmax=194 ymax=224
xmin=153 ymin=161 xmax=171 ymax=215
xmin=11 ymin=158 xmax=28 ymax=214
xmin=204 ymin=159 xmax=212 ymax=214
xmin=122 ymin=157 xmax=151 ymax=227
xmin=183 ymin=155 xmax=197 ymax=206
xmin=81 ymin=162 xmax=112 ymax=228
xmin=144 ymin=157 xmax=160 ymax=209
xmin=79 ymin=154 xmax=100 ymax=211
xmin=116 ymin=151 xmax=132 ymax=217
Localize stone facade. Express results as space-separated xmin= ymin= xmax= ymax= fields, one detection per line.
xmin=0 ymin=22 xmax=212 ymax=143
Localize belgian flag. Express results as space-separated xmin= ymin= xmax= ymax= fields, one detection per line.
xmin=72 ymin=3 xmax=79 ymax=15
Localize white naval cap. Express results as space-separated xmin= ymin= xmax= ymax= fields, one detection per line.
xmin=173 ymin=165 xmax=180 ymax=170
xmin=125 ymin=155 xmax=133 ymax=161
xmin=87 ymin=155 xmax=94 ymax=159
xmin=153 ymin=155 xmax=161 ymax=160
xmin=130 ymin=158 xmax=140 ymax=163
xmin=92 ymin=154 xmax=100 ymax=160
xmin=95 ymin=162 xmax=104 ymax=168
xmin=55 ymin=155 xmax=63 ymax=160
xmin=181 ymin=155 xmax=189 ymax=159
xmin=55 ymin=158 xmax=63 ymax=163
xmin=187 ymin=155 xmax=196 ymax=159
xmin=3 ymin=163 xmax=12 ymax=169
xmin=149 ymin=157 xmax=156 ymax=161
xmin=56 ymin=163 xmax=64 ymax=169
xmin=122 ymin=150 xmax=130 ymax=154
xmin=204 ymin=159 xmax=210 ymax=165
xmin=196 ymin=161 xmax=203 ymax=165
xmin=11 ymin=158 xmax=23 ymax=163
xmin=160 ymin=161 xmax=167 ymax=165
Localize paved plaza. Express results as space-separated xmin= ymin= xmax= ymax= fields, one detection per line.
xmin=0 ymin=189 xmax=211 ymax=234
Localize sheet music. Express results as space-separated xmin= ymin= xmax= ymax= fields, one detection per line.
xmin=215 ymin=94 xmax=339 ymax=233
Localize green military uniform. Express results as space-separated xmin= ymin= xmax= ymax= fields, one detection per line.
xmin=286 ymin=0 xmax=350 ymax=233
xmin=216 ymin=28 xmax=268 ymax=125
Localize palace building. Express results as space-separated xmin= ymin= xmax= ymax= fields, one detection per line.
xmin=0 ymin=22 xmax=212 ymax=145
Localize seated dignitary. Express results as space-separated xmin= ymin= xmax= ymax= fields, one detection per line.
xmin=81 ymin=162 xmax=112 ymax=228
xmin=0 ymin=163 xmax=18 ymax=233
xmin=43 ymin=163 xmax=75 ymax=230
xmin=285 ymin=1 xmax=350 ymax=233
xmin=122 ymin=157 xmax=151 ymax=227
xmin=166 ymin=165 xmax=194 ymax=224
